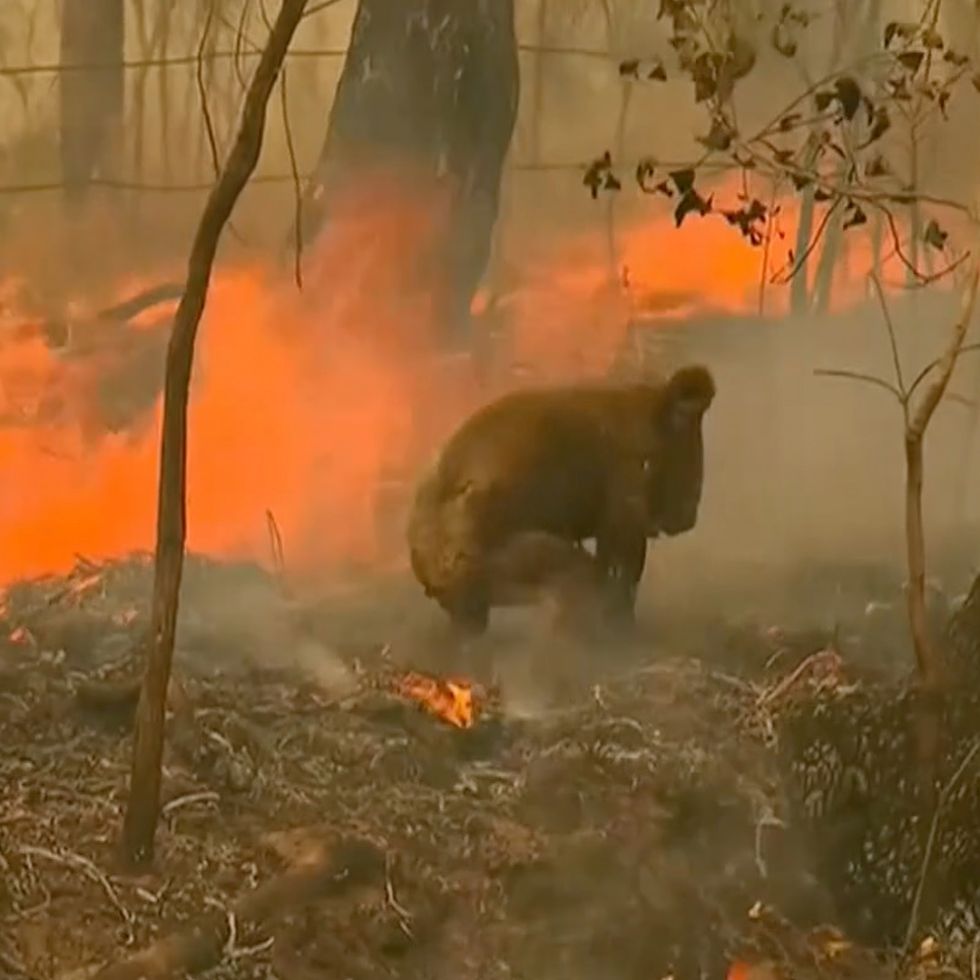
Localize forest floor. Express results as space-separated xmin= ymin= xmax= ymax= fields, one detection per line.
xmin=0 ymin=553 xmax=976 ymax=980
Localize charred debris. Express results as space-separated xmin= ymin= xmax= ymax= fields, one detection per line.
xmin=0 ymin=551 xmax=978 ymax=979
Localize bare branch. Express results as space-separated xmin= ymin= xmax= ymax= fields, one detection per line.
xmin=279 ymin=64 xmax=304 ymax=290
xmin=813 ymin=368 xmax=904 ymax=402
xmin=908 ymin=260 xmax=980 ymax=441
xmin=771 ymin=197 xmax=841 ymax=285
xmin=907 ymin=341 xmax=980 ymax=400
xmin=870 ymin=272 xmax=907 ymax=402
xmin=196 ymin=0 xmax=221 ymax=177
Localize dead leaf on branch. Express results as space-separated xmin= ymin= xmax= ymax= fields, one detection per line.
xmin=887 ymin=75 xmax=913 ymax=101
xmin=883 ymin=21 xmax=918 ymax=48
xmin=834 ymin=76 xmax=862 ymax=120
xmin=669 ymin=168 xmax=696 ymax=196
xmin=864 ymin=106 xmax=891 ymax=145
xmin=770 ymin=23 xmax=797 ymax=58
xmin=944 ymin=49 xmax=970 ymax=67
xmin=674 ymin=189 xmax=712 ymax=228
xmin=691 ymin=50 xmax=723 ymax=102
xmin=843 ymin=203 xmax=867 ymax=230
xmin=898 ymin=50 xmax=925 ymax=74
xmin=698 ymin=117 xmax=735 ymax=151
xmin=865 ymin=155 xmax=890 ymax=177
xmin=721 ymin=198 xmax=768 ymax=246
xmin=924 ymin=219 xmax=948 ymax=251
xmin=583 ymin=152 xmax=613 ymax=200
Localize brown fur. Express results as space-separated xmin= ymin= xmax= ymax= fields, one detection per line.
xmin=407 ymin=364 xmax=715 ymax=634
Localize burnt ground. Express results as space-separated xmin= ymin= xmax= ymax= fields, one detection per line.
xmin=0 ymin=553 xmax=978 ymax=980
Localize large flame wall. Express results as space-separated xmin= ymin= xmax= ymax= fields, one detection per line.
xmin=0 ymin=175 xmax=914 ymax=586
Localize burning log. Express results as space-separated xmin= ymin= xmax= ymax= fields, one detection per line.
xmin=92 ymin=837 xmax=383 ymax=980
xmin=297 ymin=0 xmax=520 ymax=342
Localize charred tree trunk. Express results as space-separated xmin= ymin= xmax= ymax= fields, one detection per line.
xmin=297 ymin=0 xmax=520 ymax=344
xmin=59 ymin=0 xmax=125 ymax=202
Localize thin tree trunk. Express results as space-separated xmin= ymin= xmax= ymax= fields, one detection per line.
xmin=903 ymin=261 xmax=980 ymax=833
xmin=59 ymin=0 xmax=125 ymax=202
xmin=120 ymin=0 xmax=310 ymax=869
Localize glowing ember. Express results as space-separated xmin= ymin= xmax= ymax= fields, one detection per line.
xmin=398 ymin=670 xmax=476 ymax=729
xmin=725 ymin=961 xmax=779 ymax=980
xmin=8 ymin=625 xmax=32 ymax=645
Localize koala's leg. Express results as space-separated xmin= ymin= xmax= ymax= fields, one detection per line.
xmin=441 ymin=587 xmax=490 ymax=636
xmin=595 ymin=483 xmax=648 ymax=629
xmin=482 ymin=531 xmax=604 ymax=632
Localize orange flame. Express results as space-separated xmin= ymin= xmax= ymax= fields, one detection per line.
xmin=398 ymin=670 xmax=476 ymax=729
xmin=0 ymin=171 xmax=942 ymax=586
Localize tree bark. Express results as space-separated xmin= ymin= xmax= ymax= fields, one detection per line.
xmin=297 ymin=0 xmax=520 ymax=344
xmin=59 ymin=0 xmax=125 ymax=202
xmin=120 ymin=0 xmax=310 ymax=869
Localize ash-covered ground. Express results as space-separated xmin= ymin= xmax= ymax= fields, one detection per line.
xmin=0 ymin=550 xmax=978 ymax=980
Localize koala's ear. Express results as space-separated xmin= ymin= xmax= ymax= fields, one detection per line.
xmin=663 ymin=364 xmax=715 ymax=429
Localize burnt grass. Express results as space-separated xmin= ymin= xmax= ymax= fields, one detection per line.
xmin=0 ymin=553 xmax=978 ymax=979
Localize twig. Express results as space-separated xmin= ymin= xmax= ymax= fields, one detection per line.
xmin=771 ymin=197 xmax=842 ymax=286
xmin=870 ymin=271 xmax=907 ymax=400
xmin=265 ymin=509 xmax=286 ymax=583
xmin=813 ymin=368 xmax=903 ymax=401
xmin=161 ymin=790 xmax=220 ymax=816
xmin=279 ymin=64 xmax=304 ymax=290
xmin=19 ymin=845 xmax=132 ymax=926
xmin=196 ymin=0 xmax=221 ymax=177
xmin=907 ymin=342 xmax=980 ymax=400
xmin=878 ymin=206 xmax=970 ymax=286
xmin=232 ymin=0 xmax=254 ymax=90
xmin=757 ymin=183 xmax=777 ymax=314
xmin=903 ymin=738 xmax=980 ymax=949
xmin=908 ymin=261 xmax=980 ymax=441
xmin=758 ymin=648 xmax=842 ymax=707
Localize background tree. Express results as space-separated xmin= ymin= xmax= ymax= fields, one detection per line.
xmin=295 ymin=0 xmax=520 ymax=345
xmin=59 ymin=0 xmax=125 ymax=202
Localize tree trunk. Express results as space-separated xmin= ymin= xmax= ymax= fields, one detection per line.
xmin=59 ymin=0 xmax=125 ymax=202
xmin=120 ymin=0 xmax=310 ymax=870
xmin=297 ymin=0 xmax=520 ymax=344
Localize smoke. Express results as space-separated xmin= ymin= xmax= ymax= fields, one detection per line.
xmin=1 ymin=0 xmax=979 ymax=680
xmin=641 ymin=285 xmax=980 ymax=630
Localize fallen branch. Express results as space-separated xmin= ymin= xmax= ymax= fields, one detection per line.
xmin=97 ymin=282 xmax=184 ymax=323
xmin=121 ymin=0 xmax=310 ymax=867
xmin=93 ymin=837 xmax=383 ymax=980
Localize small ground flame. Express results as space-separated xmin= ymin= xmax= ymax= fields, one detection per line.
xmin=398 ymin=670 xmax=476 ymax=729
